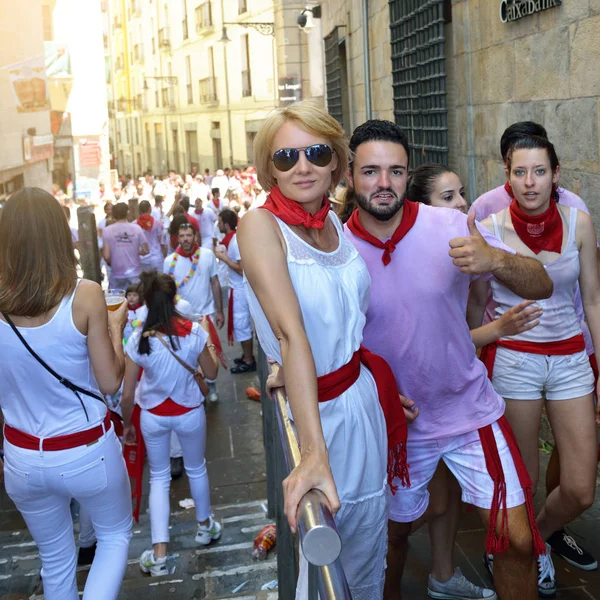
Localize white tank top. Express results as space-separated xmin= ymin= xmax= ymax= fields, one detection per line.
xmin=490 ymin=206 xmax=583 ymax=343
xmin=244 ymin=212 xmax=388 ymax=503
xmin=0 ymin=281 xmax=106 ymax=438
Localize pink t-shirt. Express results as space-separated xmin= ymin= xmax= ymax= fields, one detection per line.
xmin=138 ymin=217 xmax=164 ymax=264
xmin=469 ymin=185 xmax=594 ymax=355
xmin=345 ymin=204 xmax=512 ymax=441
xmin=102 ymin=221 xmax=146 ymax=279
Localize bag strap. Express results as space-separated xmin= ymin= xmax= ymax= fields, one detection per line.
xmin=154 ymin=332 xmax=203 ymax=378
xmin=2 ymin=311 xmax=106 ymax=421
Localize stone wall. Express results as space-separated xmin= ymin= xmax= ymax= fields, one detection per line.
xmin=451 ymin=0 xmax=600 ymax=227
xmin=320 ymin=0 xmax=393 ymax=131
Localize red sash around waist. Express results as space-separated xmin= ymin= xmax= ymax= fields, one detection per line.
xmin=316 ymin=346 xmax=409 ymax=492
xmin=227 ymin=288 xmax=234 ymax=346
xmin=480 ymin=333 xmax=585 ymax=380
xmin=148 ymin=397 xmax=195 ymax=416
xmin=4 ymin=412 xmax=112 ymax=451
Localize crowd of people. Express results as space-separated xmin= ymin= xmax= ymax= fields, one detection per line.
xmin=0 ymin=101 xmax=599 ymax=600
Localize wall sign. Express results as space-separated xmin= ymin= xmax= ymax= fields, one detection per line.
xmin=500 ymin=0 xmax=561 ymax=23
xmin=278 ymin=76 xmax=301 ymax=104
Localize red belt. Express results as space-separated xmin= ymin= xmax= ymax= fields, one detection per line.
xmin=316 ymin=346 xmax=410 ymax=492
xmin=227 ymin=288 xmax=234 ymax=346
xmin=480 ymin=333 xmax=585 ymax=379
xmin=4 ymin=412 xmax=112 ymax=451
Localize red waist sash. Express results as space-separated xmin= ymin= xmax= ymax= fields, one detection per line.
xmin=316 ymin=346 xmax=409 ymax=492
xmin=227 ymin=288 xmax=234 ymax=346
xmin=5 ymin=412 xmax=112 ymax=451
xmin=148 ymin=397 xmax=195 ymax=416
xmin=480 ymin=333 xmax=585 ymax=379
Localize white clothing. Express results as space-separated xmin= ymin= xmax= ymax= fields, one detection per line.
xmin=211 ymin=175 xmax=229 ymax=200
xmin=3 ymin=429 xmax=132 ymax=600
xmin=97 ymin=217 xmax=107 ymax=249
xmin=126 ymin=322 xmax=208 ymax=409
xmin=389 ymin=422 xmax=525 ymax=523
xmin=190 ymin=181 xmax=210 ymax=204
xmin=226 ymin=234 xmax=244 ymax=290
xmin=490 ymin=206 xmax=582 ymax=343
xmin=0 ymin=283 xmax=106 ymax=437
xmin=124 ymin=305 xmax=148 ymax=343
xmin=245 ymin=212 xmax=388 ymax=503
xmin=245 ymin=211 xmax=388 ymax=598
xmin=213 ymin=222 xmax=229 ymax=288
xmin=231 ymin=287 xmax=252 ymax=342
xmin=189 ymin=207 xmax=217 ymax=249
xmin=163 ymin=249 xmax=219 ymax=316
xmin=141 ymin=408 xmax=211 ymax=544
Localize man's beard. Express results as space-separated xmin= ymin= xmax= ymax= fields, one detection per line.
xmin=180 ymin=241 xmax=194 ymax=251
xmin=353 ymin=187 xmax=405 ymax=222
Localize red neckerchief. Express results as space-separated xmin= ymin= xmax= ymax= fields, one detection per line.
xmin=212 ymin=197 xmax=220 ymax=209
xmin=137 ymin=214 xmax=154 ymax=231
xmin=175 ymin=243 xmax=199 ymax=258
xmin=346 ymin=201 xmax=420 ymax=266
xmin=157 ymin=317 xmax=193 ymax=337
xmin=259 ymin=185 xmax=331 ymax=229
xmin=194 ymin=207 xmax=203 ymax=215
xmin=505 ymin=182 xmax=562 ymax=254
xmin=128 ymin=303 xmax=143 ymax=311
xmin=185 ymin=213 xmax=199 ymax=231
xmin=222 ymin=230 xmax=236 ymax=250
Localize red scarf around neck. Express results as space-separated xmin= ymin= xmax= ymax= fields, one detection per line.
xmin=175 ymin=243 xmax=199 ymax=258
xmin=504 ymin=182 xmax=562 ymax=254
xmin=222 ymin=231 xmax=236 ymax=250
xmin=137 ymin=214 xmax=154 ymax=231
xmin=128 ymin=303 xmax=143 ymax=312
xmin=346 ymin=200 xmax=419 ymax=265
xmin=157 ymin=317 xmax=193 ymax=337
xmin=212 ymin=197 xmax=220 ymax=210
xmin=194 ymin=207 xmax=203 ymax=215
xmin=260 ymin=185 xmax=331 ymax=229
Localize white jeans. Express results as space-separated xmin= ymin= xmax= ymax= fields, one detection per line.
xmin=3 ymin=429 xmax=132 ymax=600
xmin=141 ymin=407 xmax=211 ymax=544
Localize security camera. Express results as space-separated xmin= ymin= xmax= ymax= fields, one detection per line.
xmin=297 ymin=13 xmax=308 ymax=28
xmin=297 ymin=6 xmax=321 ymax=32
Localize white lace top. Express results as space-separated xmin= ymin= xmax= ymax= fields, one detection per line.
xmin=244 ymin=211 xmax=387 ymax=503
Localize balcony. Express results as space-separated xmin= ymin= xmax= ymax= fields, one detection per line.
xmin=198 ymin=76 xmax=217 ymax=104
xmin=133 ymin=43 xmax=144 ymax=63
xmin=195 ymin=1 xmax=213 ymax=33
xmin=158 ymin=27 xmax=171 ymax=49
xmin=241 ymin=69 xmax=252 ymax=97
xmin=161 ymin=87 xmax=176 ymax=110
xmin=135 ymin=94 xmax=147 ymax=112
xmin=113 ymin=16 xmax=122 ymax=29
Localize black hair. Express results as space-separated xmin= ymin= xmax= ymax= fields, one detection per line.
xmin=172 ymin=205 xmax=185 ymax=217
xmin=506 ymin=136 xmax=560 ymax=201
xmin=138 ymin=272 xmax=181 ymax=355
xmin=104 ymin=201 xmax=113 ymax=214
xmin=139 ymin=200 xmax=151 ymax=214
xmin=112 ymin=202 xmax=128 ymax=221
xmin=154 ymin=194 xmax=164 ymax=205
xmin=349 ymin=120 xmax=410 ymax=170
xmin=169 ymin=214 xmax=189 ymax=238
xmin=126 ymin=282 xmax=142 ymax=296
xmin=406 ymin=163 xmax=455 ymax=205
xmin=219 ymin=208 xmax=238 ymax=231
xmin=179 ymin=195 xmax=190 ymax=211
xmin=62 ymin=205 xmax=71 ymax=220
xmin=500 ymin=121 xmax=548 ymax=161
xmin=211 ymin=188 xmax=220 ymax=196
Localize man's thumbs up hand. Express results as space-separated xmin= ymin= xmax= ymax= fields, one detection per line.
xmin=449 ymin=212 xmax=499 ymax=275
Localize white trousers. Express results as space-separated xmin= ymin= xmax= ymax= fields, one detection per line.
xmin=141 ymin=407 xmax=212 ymax=544
xmin=3 ymin=429 xmax=132 ymax=600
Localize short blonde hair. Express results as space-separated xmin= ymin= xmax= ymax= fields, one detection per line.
xmin=253 ymin=100 xmax=348 ymax=192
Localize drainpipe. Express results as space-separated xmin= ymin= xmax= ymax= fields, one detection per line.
xmin=362 ymin=0 xmax=371 ymax=119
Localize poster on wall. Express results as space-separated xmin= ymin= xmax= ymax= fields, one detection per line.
xmin=8 ymin=55 xmax=50 ymax=113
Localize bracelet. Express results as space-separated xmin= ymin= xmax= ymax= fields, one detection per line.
xmin=207 ymin=344 xmax=216 ymax=349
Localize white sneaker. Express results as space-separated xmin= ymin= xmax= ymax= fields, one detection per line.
xmin=195 ymin=516 xmax=222 ymax=546
xmin=207 ymin=382 xmax=219 ymax=403
xmin=428 ymin=567 xmax=497 ymax=599
xmin=139 ymin=550 xmax=168 ymax=576
xmin=538 ymin=543 xmax=557 ymax=597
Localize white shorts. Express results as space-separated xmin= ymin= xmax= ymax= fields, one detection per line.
xmin=231 ymin=287 xmax=252 ymax=343
xmin=389 ymin=422 xmax=525 ymax=523
xmin=492 ymin=348 xmax=595 ymax=401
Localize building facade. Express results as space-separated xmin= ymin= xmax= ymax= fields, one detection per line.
xmin=106 ymin=0 xmax=283 ymax=177
xmin=314 ymin=0 xmax=600 ymax=227
xmin=0 ymin=0 xmax=54 ymax=201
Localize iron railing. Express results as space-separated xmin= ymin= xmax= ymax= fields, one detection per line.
xmin=264 ymin=357 xmax=352 ymax=599
xmin=199 ymin=76 xmax=218 ymax=104
xmin=195 ymin=1 xmax=213 ymax=32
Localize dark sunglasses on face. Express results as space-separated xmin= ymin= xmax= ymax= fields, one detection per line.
xmin=271 ymin=144 xmax=334 ymax=172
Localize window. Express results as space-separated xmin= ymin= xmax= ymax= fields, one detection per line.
xmin=389 ymin=0 xmax=449 ymax=167
xmin=182 ymin=0 xmax=188 ymax=39
xmin=238 ymin=0 xmax=247 ymax=15
xmin=324 ymin=28 xmax=350 ymax=132
xmin=195 ymin=1 xmax=212 ymax=32
xmin=42 ymin=5 xmax=53 ymax=41
xmin=186 ymin=55 xmax=193 ymax=104
xmin=240 ymin=34 xmax=252 ymax=97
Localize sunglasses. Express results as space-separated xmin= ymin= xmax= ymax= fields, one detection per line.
xmin=271 ymin=144 xmax=334 ymax=172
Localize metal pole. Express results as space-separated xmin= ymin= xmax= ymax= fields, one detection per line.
xmin=308 ymin=562 xmax=319 ymax=600
xmin=362 ymin=0 xmax=372 ymax=119
xmin=220 ymin=0 xmax=234 ymax=168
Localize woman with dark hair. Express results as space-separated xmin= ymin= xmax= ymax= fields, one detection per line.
xmin=121 ymin=271 xmax=221 ymax=576
xmin=0 ymin=188 xmax=132 ymax=600
xmin=478 ymin=136 xmax=600 ymax=596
